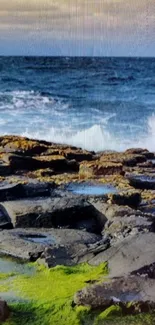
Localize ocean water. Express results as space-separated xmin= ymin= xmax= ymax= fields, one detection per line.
xmin=0 ymin=56 xmax=155 ymax=152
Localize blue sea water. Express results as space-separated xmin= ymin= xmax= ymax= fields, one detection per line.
xmin=0 ymin=56 xmax=155 ymax=152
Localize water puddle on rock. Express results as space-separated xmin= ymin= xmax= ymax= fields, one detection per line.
xmin=66 ymin=182 xmax=117 ymax=196
xmin=135 ymin=175 xmax=155 ymax=182
xmin=20 ymin=234 xmax=56 ymax=245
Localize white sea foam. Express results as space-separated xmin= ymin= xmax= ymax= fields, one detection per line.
xmin=22 ymin=115 xmax=155 ymax=152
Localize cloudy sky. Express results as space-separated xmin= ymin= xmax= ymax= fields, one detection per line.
xmin=0 ymin=0 xmax=155 ymax=56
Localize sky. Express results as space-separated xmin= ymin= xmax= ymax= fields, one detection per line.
xmin=0 ymin=0 xmax=155 ymax=56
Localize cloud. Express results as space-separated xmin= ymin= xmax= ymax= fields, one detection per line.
xmin=0 ymin=0 xmax=154 ymax=55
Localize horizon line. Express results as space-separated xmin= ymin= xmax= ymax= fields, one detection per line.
xmin=0 ymin=55 xmax=155 ymax=59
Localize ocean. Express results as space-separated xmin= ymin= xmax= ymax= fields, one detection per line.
xmin=0 ymin=56 xmax=154 ymax=152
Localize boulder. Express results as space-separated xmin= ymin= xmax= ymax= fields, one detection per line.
xmin=0 ymin=299 xmax=10 ymax=322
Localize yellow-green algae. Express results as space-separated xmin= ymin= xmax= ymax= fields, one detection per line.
xmin=1 ymin=262 xmax=155 ymax=325
xmin=2 ymin=262 xmax=107 ymax=325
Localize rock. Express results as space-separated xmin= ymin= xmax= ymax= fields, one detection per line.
xmin=64 ymin=150 xmax=93 ymax=162
xmin=0 ymin=181 xmax=54 ymax=201
xmin=0 ymin=204 xmax=12 ymax=229
xmin=96 ymin=203 xmax=134 ymax=221
xmin=0 ymin=197 xmax=104 ymax=232
xmin=0 ymin=228 xmax=101 ymax=261
xmin=21 ymin=182 xmax=54 ymax=198
xmin=125 ymin=148 xmax=155 ymax=159
xmin=38 ymin=236 xmax=109 ymax=268
xmin=131 ymin=262 xmax=155 ymax=279
xmin=128 ymin=174 xmax=155 ymax=190
xmin=89 ymin=233 xmax=155 ymax=277
xmin=0 ymin=135 xmax=48 ymax=155
xmin=0 ymin=299 xmax=10 ymax=322
xmin=1 ymin=153 xmax=42 ymax=171
xmin=35 ymin=155 xmax=79 ymax=172
xmin=0 ymin=183 xmax=23 ymax=201
xmin=104 ymin=214 xmax=154 ymax=241
xmin=108 ymin=191 xmax=141 ymax=208
xmin=74 ymin=276 xmax=155 ymax=314
xmin=0 ymin=163 xmax=10 ymax=176
xmin=80 ymin=161 xmax=124 ymax=178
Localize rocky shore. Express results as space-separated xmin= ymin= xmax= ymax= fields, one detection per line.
xmin=0 ymin=135 xmax=155 ymax=324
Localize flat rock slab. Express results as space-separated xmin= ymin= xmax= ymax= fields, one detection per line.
xmin=0 ymin=197 xmax=103 ymax=232
xmin=74 ymin=276 xmax=155 ymax=312
xmin=89 ymin=233 xmax=155 ymax=277
xmin=0 ymin=228 xmax=100 ymax=261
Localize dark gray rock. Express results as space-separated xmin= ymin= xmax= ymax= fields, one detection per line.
xmin=128 ymin=174 xmax=155 ymax=190
xmin=109 ymin=191 xmax=141 ymax=209
xmin=2 ymin=153 xmax=42 ymax=171
xmin=89 ymin=233 xmax=155 ymax=277
xmin=0 ymin=197 xmax=104 ymax=232
xmin=0 ymin=204 xmax=12 ymax=229
xmin=0 ymin=228 xmax=100 ymax=261
xmin=39 ymin=236 xmax=110 ymax=267
xmin=74 ymin=276 xmax=155 ymax=313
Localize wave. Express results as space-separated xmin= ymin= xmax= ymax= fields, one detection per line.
xmin=22 ymin=115 xmax=155 ymax=152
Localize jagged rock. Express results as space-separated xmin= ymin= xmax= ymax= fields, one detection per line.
xmin=0 ymin=197 xmax=104 ymax=232
xmin=0 ymin=299 xmax=10 ymax=322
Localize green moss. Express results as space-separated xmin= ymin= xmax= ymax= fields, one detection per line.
xmin=2 ymin=263 xmax=107 ymax=325
xmin=94 ymin=305 xmax=123 ymax=324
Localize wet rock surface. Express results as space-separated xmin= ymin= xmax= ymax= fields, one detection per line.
xmin=0 ymin=136 xmax=154 ymax=317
